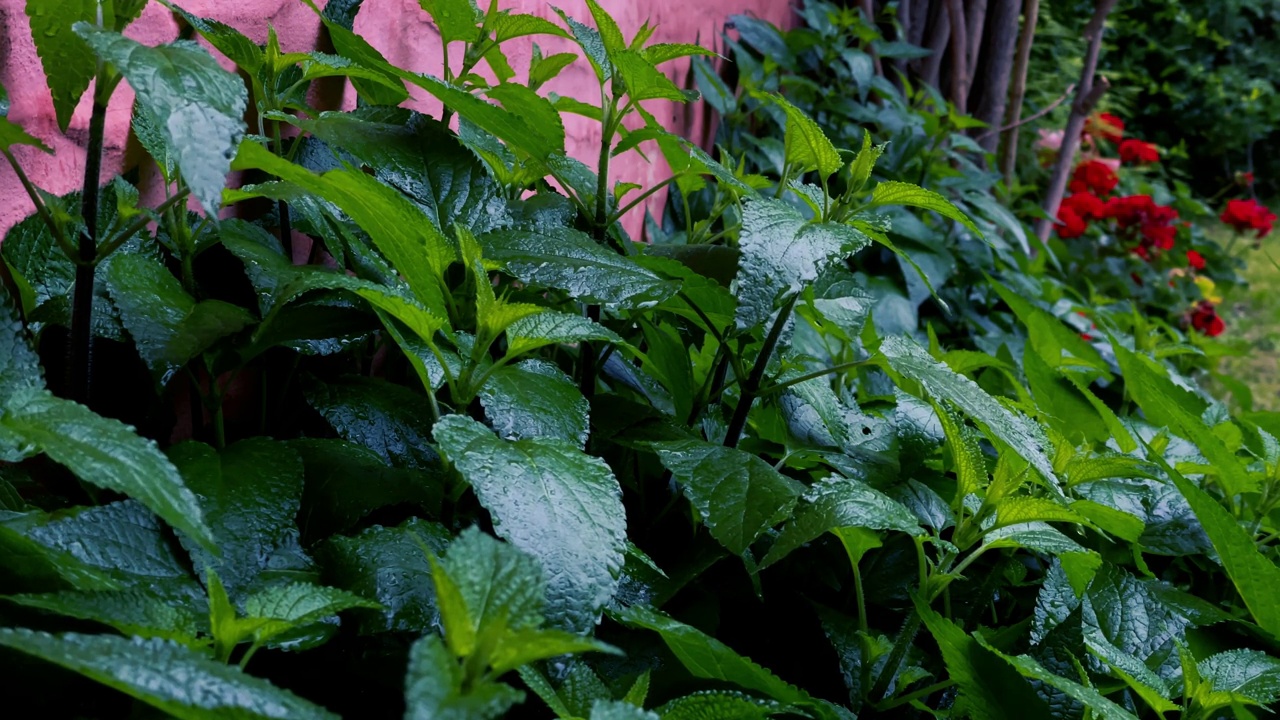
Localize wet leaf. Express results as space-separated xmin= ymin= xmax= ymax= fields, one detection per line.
xmin=24 ymin=0 xmax=96 ymax=131
xmin=479 ymin=359 xmax=589 ymax=448
xmin=304 ymin=376 xmax=440 ymax=470
xmin=761 ymin=476 xmax=922 ymax=568
xmin=434 ymin=415 xmax=627 ymax=632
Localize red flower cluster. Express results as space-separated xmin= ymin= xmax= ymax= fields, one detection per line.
xmin=1219 ymin=198 xmax=1276 ymax=238
xmin=1084 ymin=112 xmax=1124 ymax=143
xmin=1104 ymin=194 xmax=1179 ymax=255
xmin=1056 ymin=191 xmax=1106 ymax=238
xmin=1118 ymin=139 xmax=1159 ymax=165
xmin=1189 ymin=300 xmax=1224 ymax=337
xmin=1069 ymin=160 xmax=1119 ymax=195
xmin=1187 ymin=249 xmax=1205 ymax=270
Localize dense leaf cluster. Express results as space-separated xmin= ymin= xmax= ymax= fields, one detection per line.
xmin=1 ymin=1 xmax=1279 ymax=719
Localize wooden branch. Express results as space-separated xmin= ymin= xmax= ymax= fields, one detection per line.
xmin=977 ymin=83 xmax=1073 ymax=139
xmin=999 ymin=0 xmax=1041 ymax=184
xmin=945 ymin=0 xmax=968 ymax=113
xmin=965 ymin=0 xmax=989 ymax=81
xmin=1034 ymin=0 xmax=1119 ymax=243
xmin=861 ymin=0 xmax=884 ymax=77
xmin=919 ymin=1 xmax=950 ymax=89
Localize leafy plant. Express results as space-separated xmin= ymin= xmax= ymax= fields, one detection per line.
xmin=2 ymin=1 xmax=1279 ymax=718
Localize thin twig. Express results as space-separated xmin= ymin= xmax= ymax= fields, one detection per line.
xmin=977 ymin=83 xmax=1073 ymax=140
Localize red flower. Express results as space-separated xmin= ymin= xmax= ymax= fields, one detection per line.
xmin=1143 ymin=223 xmax=1176 ymax=251
xmin=1220 ymin=198 xmax=1277 ymax=238
xmin=1189 ymin=301 xmax=1224 ymax=337
xmin=1055 ymin=205 xmax=1089 ymax=238
xmin=1069 ymin=160 xmax=1120 ymax=196
xmin=1118 ymin=139 xmax=1159 ymax=165
xmin=1062 ymin=191 xmax=1106 ymax=220
xmin=1187 ymin=250 xmax=1205 ymax=270
xmin=1085 ymin=112 xmax=1124 ymax=143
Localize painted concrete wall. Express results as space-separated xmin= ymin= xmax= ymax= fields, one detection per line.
xmin=0 ymin=0 xmax=794 ymax=238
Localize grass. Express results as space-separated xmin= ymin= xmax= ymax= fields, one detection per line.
xmin=1215 ymin=231 xmax=1280 ymax=412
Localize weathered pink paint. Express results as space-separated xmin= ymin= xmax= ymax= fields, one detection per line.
xmin=0 ymin=0 xmax=794 ymax=238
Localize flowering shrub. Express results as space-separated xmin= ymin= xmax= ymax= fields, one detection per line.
xmin=1049 ymin=110 xmax=1274 ymax=340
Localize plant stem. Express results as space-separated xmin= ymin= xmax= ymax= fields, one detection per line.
xmin=873 ymin=680 xmax=955 ymax=712
xmin=755 ymin=359 xmax=869 ymax=398
xmin=69 ymin=97 xmax=109 ymax=405
xmin=868 ymin=610 xmax=923 ymax=703
xmin=2 ymin=148 xmax=76 ymax=261
xmin=580 ymin=94 xmax=618 ymax=399
xmin=723 ymin=293 xmax=799 ymax=448
xmin=95 ymin=189 xmax=191 ymax=262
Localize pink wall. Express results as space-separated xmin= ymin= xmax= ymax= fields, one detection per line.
xmin=0 ymin=0 xmax=794 ymax=239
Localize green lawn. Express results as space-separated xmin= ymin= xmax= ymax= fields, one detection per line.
xmin=1217 ymin=231 xmax=1280 ymax=411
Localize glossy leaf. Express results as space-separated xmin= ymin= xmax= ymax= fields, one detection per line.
xmin=0 ymin=116 xmax=52 ymax=154
xmin=505 ymin=311 xmax=623 ymax=357
xmin=761 ymin=476 xmax=922 ymax=568
xmin=733 ymin=198 xmax=870 ymax=331
xmin=316 ymin=518 xmax=451 ymax=634
xmin=24 ymin=0 xmax=96 ymax=131
xmin=652 ymin=439 xmax=803 ymax=556
xmin=481 ymin=226 xmax=677 ymax=307
xmin=434 ymin=415 xmax=627 ymax=632
xmin=418 ymin=0 xmax=482 ymax=44
xmin=0 ymin=629 xmax=340 ymax=719
xmin=479 ymin=359 xmax=589 ymax=447
xmin=304 ymin=376 xmax=440 ymax=470
xmin=760 ymin=93 xmax=842 ymax=178
xmin=877 ymin=334 xmax=1056 ymax=485
xmin=870 ymin=181 xmax=982 ymax=237
xmin=404 ymin=633 xmax=524 ymax=720
xmin=76 ymin=25 xmax=247 ymax=216
xmin=0 ymin=391 xmax=216 ymax=552
xmin=4 ymin=587 xmax=203 ymax=642
xmin=168 ymin=439 xmax=312 ymax=597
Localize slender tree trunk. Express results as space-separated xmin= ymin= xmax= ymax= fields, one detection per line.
xmin=1000 ymin=0 xmax=1041 ymax=184
xmin=861 ymin=0 xmax=885 ymax=76
xmin=906 ymin=0 xmax=930 ymax=47
xmin=1035 ymin=0 xmax=1119 ymax=242
xmin=893 ymin=0 xmax=913 ymax=81
xmin=971 ymin=0 xmax=1020 ymax=152
xmin=944 ymin=0 xmax=968 ymax=113
xmin=918 ymin=1 xmax=950 ymax=89
xmin=965 ymin=0 xmax=989 ymax=79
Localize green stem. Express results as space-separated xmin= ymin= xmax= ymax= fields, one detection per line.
xmin=95 ymin=189 xmax=192 ymax=263
xmin=607 ymin=173 xmax=688 ymax=226
xmin=852 ymin=564 xmax=868 ymax=633
xmin=873 ymin=680 xmax=955 ymax=712
xmin=1 ymin=148 xmax=76 ymax=261
xmin=723 ymin=293 xmax=800 ymax=448
xmin=754 ymin=359 xmax=870 ymax=398
xmin=868 ymin=610 xmax=923 ymax=703
xmin=69 ymin=96 xmax=109 ymax=404
xmin=580 ymin=93 xmax=618 ymax=399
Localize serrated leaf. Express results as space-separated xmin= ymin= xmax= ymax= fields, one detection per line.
xmin=168 ymin=439 xmax=312 ymax=598
xmin=1154 ymin=450 xmax=1280 ymax=639
xmin=232 ymin=140 xmax=450 ymax=319
xmin=418 ymin=0 xmax=482 ymax=44
xmin=405 ymin=633 xmax=524 ymax=720
xmin=411 ymin=74 xmax=564 ymax=162
xmin=77 ymin=26 xmax=247 ymax=216
xmin=529 ymin=49 xmax=578 ymax=90
xmin=1116 ymin=343 xmax=1255 ymax=496
xmin=982 ymin=522 xmax=1087 ymax=556
xmin=304 ymin=376 xmax=440 ymax=470
xmin=733 ymin=198 xmax=870 ymax=331
xmin=0 ymin=115 xmax=52 ymax=153
xmin=165 ymin=4 xmax=264 ymax=73
xmin=759 ymin=93 xmax=841 ymax=178
xmin=316 ymin=518 xmax=451 ymax=634
xmin=0 ymin=392 xmax=216 ymax=552
xmin=505 ymin=311 xmax=623 ymax=357
xmin=4 ymin=587 xmax=203 ymax=642
xmin=591 ymin=700 xmax=659 ymax=720
xmin=616 ymin=605 xmax=814 ymax=708
xmin=105 ymin=253 xmax=253 ymax=384
xmin=291 ymin=438 xmax=442 ymax=541
xmin=479 ymin=359 xmax=589 ymax=447
xmin=878 ymin=334 xmax=1057 ymax=485
xmin=0 ymin=629 xmax=339 ymax=719
xmin=762 ymin=476 xmax=921 ymax=568
xmin=25 ymin=0 xmax=96 ymax=131
xmin=613 ymin=50 xmax=694 ymax=102
xmin=973 ymin=634 xmax=1138 ymax=720
xmin=991 ymin=496 xmax=1087 ymax=530
xmin=870 ymin=181 xmax=981 ymax=237
xmin=0 ymin=300 xmax=42 ymax=403
xmin=434 ymin=415 xmax=626 ymax=632
xmin=913 ymin=597 xmax=1053 ymax=719
xmin=652 ymin=439 xmax=803 ymax=555
xmin=656 ymin=691 xmax=784 ymax=719
xmin=847 ymin=131 xmax=883 ymax=193
xmin=492 ymin=12 xmax=571 ymax=41
xmin=481 ymin=226 xmax=677 ymax=307
xmin=1198 ymin=649 xmax=1280 ymax=705
xmin=23 ymin=500 xmax=197 ymax=584
xmin=240 ymin=581 xmax=380 ymax=644
xmin=935 ymin=402 xmax=987 ymax=501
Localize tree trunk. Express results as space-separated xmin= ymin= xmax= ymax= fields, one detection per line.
xmin=944 ymin=0 xmax=968 ymax=113
xmin=1035 ymin=0 xmax=1119 ymax=243
xmin=893 ymin=0 xmax=913 ymax=81
xmin=906 ymin=0 xmax=930 ymax=47
xmin=970 ymin=0 xmax=1020 ymax=152
xmin=918 ymin=1 xmax=950 ymax=89
xmin=1000 ymin=0 xmax=1041 ymax=184
xmin=861 ymin=0 xmax=885 ymax=76
xmin=965 ymin=0 xmax=989 ymax=79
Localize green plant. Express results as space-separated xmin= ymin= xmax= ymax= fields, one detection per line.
xmin=3 ymin=1 xmax=1280 ymax=719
